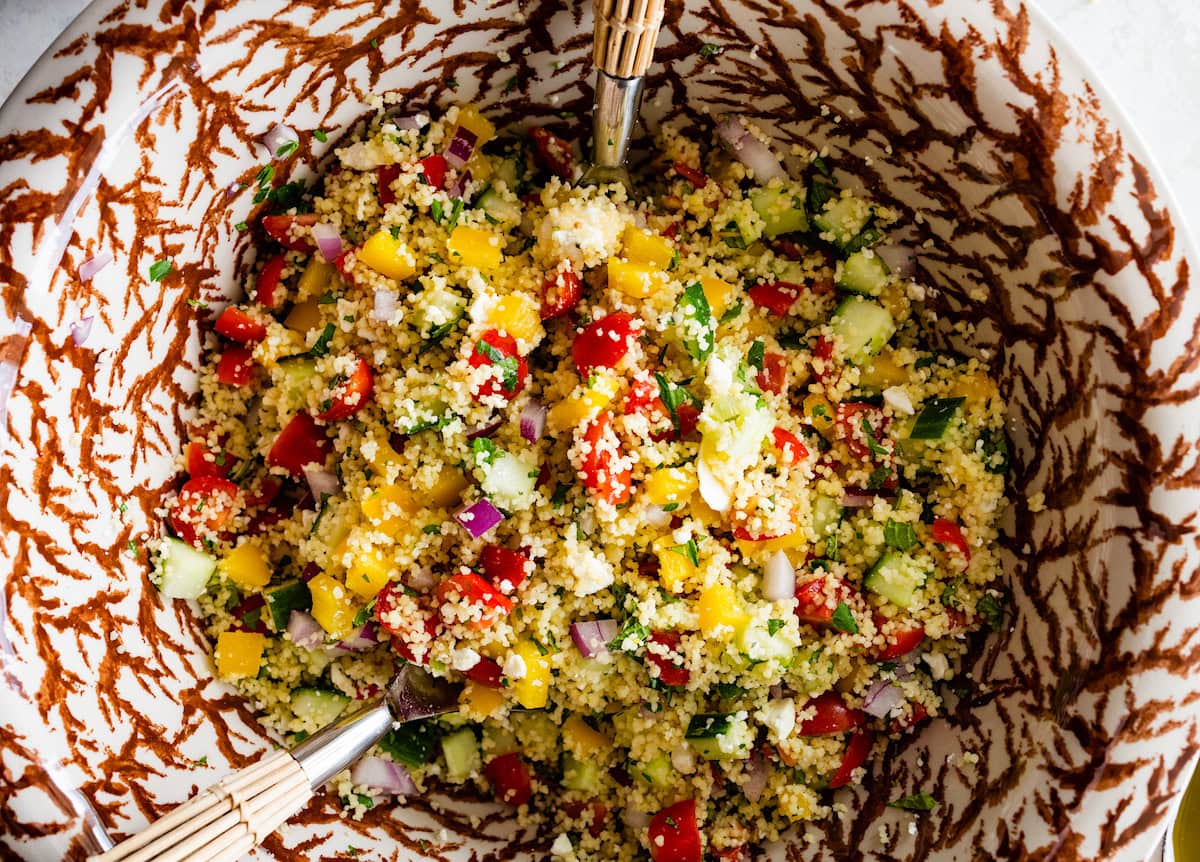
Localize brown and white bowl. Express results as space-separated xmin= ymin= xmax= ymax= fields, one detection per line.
xmin=1 ymin=1 xmax=1198 ymax=859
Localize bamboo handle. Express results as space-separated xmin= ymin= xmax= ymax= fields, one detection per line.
xmin=89 ymin=750 xmax=312 ymax=862
xmin=592 ymin=0 xmax=666 ymax=78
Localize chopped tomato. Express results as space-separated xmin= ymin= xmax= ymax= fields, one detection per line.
xmin=463 ymin=655 xmax=504 ymax=689
xmin=480 ymin=545 xmax=531 ymax=594
xmin=645 ymin=631 xmax=689 ymax=687
xmin=811 ymin=336 xmax=835 ymax=382
xmin=834 ymin=402 xmax=890 ymax=461
xmin=417 ymin=154 xmax=447 ymax=190
xmin=169 ymin=475 xmax=241 ymax=546
xmin=562 ymin=800 xmax=608 ymax=837
xmin=747 ymin=281 xmax=802 ymax=316
xmin=671 ymin=161 xmax=707 ymax=188
xmin=230 ymin=593 xmax=269 ymax=635
xmin=875 ymin=617 xmax=925 ymax=660
xmin=254 ymin=254 xmax=287 ymax=308
xmin=376 ymin=583 xmax=438 ymax=660
xmin=797 ymin=691 xmax=866 ymax=736
xmin=757 ymin=351 xmax=789 ymax=394
xmin=829 ymin=730 xmax=873 ymax=789
xmin=793 ymin=576 xmax=857 ymax=627
xmin=267 ymin=413 xmax=330 ymax=476
xmin=647 ymin=799 xmax=702 ymax=862
xmin=931 ymin=517 xmax=971 ymax=562
xmin=316 ymin=356 xmax=374 ymax=422
xmin=484 ymin=753 xmax=533 ymax=807
xmin=332 ymin=248 xmax=358 ymax=287
xmin=890 ymin=702 xmax=930 ymax=734
xmin=261 ymin=213 xmax=318 ymax=252
xmin=773 ymin=238 xmax=805 ymax=260
xmin=711 ymin=849 xmax=747 ymax=862
xmin=214 ymin=306 xmax=268 ymax=344
xmin=243 ymin=474 xmax=282 ymax=509
xmin=771 ymin=427 xmax=809 ymax=465
xmin=540 ymin=261 xmax=583 ymax=320
xmin=185 ymin=441 xmax=231 ymax=479
xmin=572 ymin=312 xmax=638 ymax=376
xmin=945 ymin=607 xmax=969 ymax=631
xmin=469 ymin=329 xmax=528 ymax=401
xmin=376 ymin=164 xmax=402 ymax=206
xmin=529 ymin=127 xmax=574 ymax=179
xmin=732 ymin=526 xmax=786 ymax=542
xmin=215 ymin=345 xmax=255 ymax=386
xmin=436 ymin=571 xmax=514 ymax=629
xmin=578 ymin=411 xmax=632 ymax=505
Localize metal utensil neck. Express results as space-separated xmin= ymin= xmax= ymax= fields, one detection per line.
xmin=591 ymin=69 xmax=644 ymax=171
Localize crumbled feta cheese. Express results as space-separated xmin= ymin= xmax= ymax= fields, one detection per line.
xmin=550 ymin=833 xmax=574 ymax=858
xmin=923 ymin=651 xmax=950 ymax=680
xmin=503 ymin=653 xmax=527 ymax=680
xmin=450 ymin=646 xmax=481 ymax=671
xmin=756 ymin=698 xmax=796 ymax=743
xmin=882 ymin=386 xmax=915 ymax=415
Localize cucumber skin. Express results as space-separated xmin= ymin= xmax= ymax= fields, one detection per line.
xmin=292 ymin=687 xmax=351 ymax=727
xmin=441 ymin=727 xmax=481 ymax=783
xmin=830 ymin=297 xmax=895 ymax=364
xmin=837 ymin=251 xmax=890 ymax=296
xmin=863 ymin=551 xmax=925 ymax=609
xmin=157 ymin=538 xmax=216 ymax=600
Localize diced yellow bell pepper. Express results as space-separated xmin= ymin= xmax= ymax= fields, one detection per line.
xmin=643 ymin=466 xmax=697 ymax=507
xmin=284 ymin=298 xmax=322 ymax=333
xmin=702 ymin=276 xmax=735 ymax=318
xmin=804 ymin=393 xmax=836 ymax=437
xmin=464 ymin=150 xmax=494 ymax=182
xmin=448 ymin=225 xmax=503 ymax=271
xmin=607 ymin=258 xmax=669 ymax=299
xmin=309 ymin=573 xmax=358 ymax=638
xmin=878 ymin=282 xmax=910 ymax=322
xmin=358 ymin=230 xmax=417 ymax=281
xmin=547 ymin=372 xmax=621 ymax=431
xmin=368 ymin=437 xmax=404 ymax=476
xmin=688 ymin=496 xmax=725 ymax=530
xmin=512 ymin=639 xmax=552 ymax=709
xmin=621 ymin=225 xmax=675 ymax=269
xmin=858 ymin=352 xmax=907 ymax=389
xmin=428 ymin=466 xmax=470 ymax=508
xmin=561 ymin=714 xmax=612 ymax=757
xmin=215 ymin=631 xmax=266 ymax=680
xmin=734 ymin=528 xmax=808 ymax=561
xmin=958 ymin=372 xmax=998 ymax=409
xmin=460 ymin=681 xmax=507 ymax=719
xmin=654 ymin=537 xmax=701 ymax=594
xmin=361 ymin=485 xmax=417 ymax=537
xmin=346 ymin=547 xmax=392 ymax=599
xmin=697 ymin=583 xmax=749 ymax=638
xmin=295 ymin=258 xmax=336 ymax=301
xmin=487 ymin=293 xmax=542 ymax=343
xmin=218 ymin=541 xmax=272 ymax=589
xmin=453 ymin=104 xmax=496 ymax=148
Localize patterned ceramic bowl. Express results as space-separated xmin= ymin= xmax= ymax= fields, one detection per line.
xmin=1 ymin=1 xmax=1198 ymax=859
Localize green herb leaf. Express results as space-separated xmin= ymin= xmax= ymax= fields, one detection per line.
xmin=275 ymin=140 xmax=299 ymax=159
xmin=810 ymin=155 xmax=832 ymax=177
xmin=471 ymin=437 xmax=502 ymax=466
xmin=978 ymin=593 xmax=1005 ymax=631
xmin=667 ymin=538 xmax=700 ymax=568
xmin=980 ymin=427 xmax=1009 ymax=475
xmin=699 ymin=42 xmax=722 ymax=59
xmin=379 ymin=721 xmax=441 ymax=768
xmin=884 ymin=520 xmax=918 ymax=552
xmin=861 ymin=416 xmax=890 ymax=459
xmin=313 ymin=129 xmax=328 ymax=143
xmin=909 ymin=397 xmax=966 ymax=440
xmin=308 ymin=323 xmax=337 ymax=358
xmin=431 ymin=199 xmax=444 ymax=224
xmin=913 ymin=354 xmax=938 ymax=370
xmin=149 ymin=259 xmax=172 ymax=282
xmin=234 ymin=221 xmax=248 ymax=232
xmin=830 ymin=602 xmax=858 ymax=633
xmin=422 ymin=524 xmax=442 ymax=534
xmin=660 ymin=503 xmax=679 ymax=512
xmin=806 ymin=179 xmax=837 ymax=219
xmin=767 ymin=618 xmax=785 ymax=636
xmin=608 ymin=616 xmax=650 ymax=653
xmin=317 ymin=290 xmax=338 ymax=305
xmin=718 ymin=300 xmax=744 ymax=325
xmin=447 ymin=198 xmax=464 ymax=229
xmin=550 ymin=483 xmax=571 ymax=507
xmin=888 ymin=792 xmax=938 ymax=812
xmin=255 ymin=164 xmax=275 ymax=188
xmin=715 ymin=683 xmax=745 ymax=699
xmin=352 ymin=598 xmax=376 ymax=629
xmin=748 ymin=339 xmax=765 ymax=371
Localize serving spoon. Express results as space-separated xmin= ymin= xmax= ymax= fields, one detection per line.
xmin=89 ymin=665 xmax=461 ymax=862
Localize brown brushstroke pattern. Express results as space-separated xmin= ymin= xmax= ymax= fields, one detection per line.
xmin=0 ymin=0 xmax=1198 ymax=860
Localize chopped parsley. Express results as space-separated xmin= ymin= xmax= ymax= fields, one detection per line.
xmin=313 ymin=129 xmax=328 ymax=143
xmin=888 ymin=792 xmax=938 ymax=812
xmin=830 ymin=602 xmax=858 ymax=633
xmin=474 ymin=339 xmax=520 ymax=391
xmin=422 ymin=524 xmax=442 ymax=535
xmin=861 ymin=416 xmax=890 ymax=459
xmin=550 ymin=482 xmax=571 ymax=507
xmin=234 ymin=221 xmax=248 ymax=232
xmin=884 ymin=519 xmax=918 ymax=552
xmin=718 ymin=300 xmax=744 ymax=325
xmin=471 ymin=437 xmax=502 ymax=466
xmin=275 ymin=140 xmax=299 ymax=159
xmin=608 ymin=616 xmax=650 ymax=653
xmin=767 ymin=618 xmax=785 ymax=636
xmin=748 ymin=339 xmax=765 ymax=370
xmin=431 ymin=199 xmax=444 ymax=224
xmin=978 ymin=593 xmax=1005 ymax=631
xmin=699 ymin=42 xmax=722 ymax=60
xmin=149 ymin=259 xmax=172 ymax=282
xmin=308 ymin=323 xmax=337 ymax=358
xmin=667 ymin=538 xmax=700 ymax=567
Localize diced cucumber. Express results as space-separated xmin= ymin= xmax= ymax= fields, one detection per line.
xmin=474 ymin=445 xmax=537 ymax=509
xmin=379 ymin=720 xmax=440 ymax=768
xmin=265 ymin=580 xmax=312 ymax=631
xmin=863 ymin=551 xmax=926 ymax=609
xmin=277 ymin=357 xmax=317 ymax=413
xmin=156 ymin=538 xmax=216 ymax=600
xmin=736 ymin=617 xmax=795 ymax=665
xmin=685 ymin=713 xmax=752 ymax=760
xmin=440 ymin=727 xmax=481 ymax=783
xmin=482 ymin=723 xmax=520 ymax=758
xmin=639 ymin=753 xmax=674 ymax=788
xmin=292 ymin=687 xmax=350 ymax=728
xmin=812 ymin=195 xmax=872 ymax=247
xmin=807 ymin=494 xmax=843 ymax=544
xmin=908 ymin=397 xmax=966 ymax=440
xmin=562 ymin=752 xmax=603 ymax=792
xmin=750 ymin=183 xmax=808 ymax=239
xmin=837 ymin=251 xmax=890 ymax=296
xmin=769 ymin=258 xmax=809 ymax=285
xmin=830 ymin=297 xmax=895 ymax=364
xmin=476 ymin=187 xmax=522 ymax=226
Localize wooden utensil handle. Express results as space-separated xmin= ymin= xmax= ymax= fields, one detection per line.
xmin=593 ymin=0 xmax=667 ymax=78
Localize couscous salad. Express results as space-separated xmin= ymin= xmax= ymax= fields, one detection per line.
xmin=154 ymin=103 xmax=1008 ymax=861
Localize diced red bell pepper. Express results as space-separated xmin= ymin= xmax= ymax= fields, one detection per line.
xmin=267 ymin=413 xmax=330 ymax=476
xmin=578 ymin=411 xmax=632 ymax=505
xmin=771 ymin=427 xmax=809 ymax=466
xmin=484 ymin=753 xmax=533 ymax=807
xmin=529 ymin=127 xmax=574 ymax=179
xmin=261 ymin=213 xmax=319 ymax=252
xmin=645 ymin=631 xmax=689 ymax=687
xmin=648 ymin=799 xmax=702 ymax=862
xmin=243 ymin=473 xmax=282 ymax=509
xmin=230 ymin=593 xmax=269 ymax=635
xmin=732 ymin=526 xmax=787 ymax=542
xmin=463 ymin=655 xmax=504 ymax=689
xmin=376 ymin=164 xmax=402 ymax=206
xmin=829 ymin=730 xmax=873 ymax=789
xmin=168 ymin=475 xmax=241 ymax=547
xmin=214 ymin=306 xmax=268 ymax=344
xmin=572 ymin=312 xmax=638 ymax=376
xmin=254 ymin=254 xmax=287 ymax=308
xmin=797 ymin=691 xmax=866 ymax=736
xmin=889 ymin=702 xmax=930 ymax=734
xmin=672 ymin=161 xmax=707 ymax=188
xmin=215 ymin=345 xmax=255 ymax=387
xmin=417 ymin=154 xmax=447 ymax=191
xmin=316 ymin=356 xmax=374 ymax=422
xmin=931 ymin=517 xmax=971 ymax=562
xmin=711 ymin=848 xmax=748 ymax=862
xmin=436 ymin=571 xmax=514 ymax=630
xmin=793 ymin=576 xmax=857 ymax=627
xmin=812 ymin=336 xmax=835 ymax=382
xmin=757 ymin=351 xmax=789 ymax=394
xmin=540 ymin=261 xmax=583 ymax=320
xmin=875 ymin=617 xmax=926 ymax=660
xmin=480 ymin=544 xmax=531 ymax=594
xmin=773 ymin=238 xmax=805 ymax=261
xmin=834 ymin=402 xmax=890 ymax=461
xmin=468 ymin=329 xmax=529 ymax=401
xmin=562 ymin=800 xmax=608 ymax=838
xmin=185 ymin=440 xmax=231 ymax=479
xmin=376 ymin=583 xmax=439 ymax=662
xmin=747 ymin=281 xmax=803 ymax=316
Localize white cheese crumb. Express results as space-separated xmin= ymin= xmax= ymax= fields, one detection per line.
xmin=882 ymin=386 xmax=915 ymax=415
xmin=550 ymin=833 xmax=574 ymax=858
xmin=923 ymin=651 xmax=950 ymax=680
xmin=503 ymin=653 xmax=527 ymax=680
xmin=450 ymin=646 xmax=481 ymax=672
xmin=756 ymin=698 xmax=796 ymax=743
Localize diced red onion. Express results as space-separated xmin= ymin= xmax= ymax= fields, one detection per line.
xmin=311 ymin=222 xmax=344 ymax=263
xmin=876 ymin=245 xmax=916 ymax=279
xmin=337 ymin=621 xmax=380 ymax=653
xmin=893 ymin=662 xmax=914 ymax=681
xmin=79 ymin=252 xmax=112 ymax=281
xmin=386 ymin=110 xmax=427 ymax=132
xmin=262 ymin=124 xmax=298 ymax=158
xmin=447 ymin=169 xmax=472 ymax=200
xmin=570 ymin=619 xmax=618 ymax=658
xmin=405 ymin=565 xmax=438 ymax=593
xmin=841 ymin=487 xmax=896 ymax=508
xmin=350 ymin=756 xmax=417 ymax=796
xmin=455 ymin=498 xmax=504 ymax=538
xmin=466 ymin=417 xmax=503 ymax=441
xmin=372 ymin=288 xmax=398 ymax=323
xmin=303 ymin=465 xmax=341 ymax=500
xmin=762 ymin=550 xmax=795 ymax=601
xmin=863 ymin=678 xmax=905 ymax=719
xmin=743 ymin=749 xmax=768 ymax=803
xmin=716 ymin=115 xmax=786 ymax=183
xmin=644 ymin=504 xmax=672 ymax=529
xmin=519 ymin=400 xmax=546 ymax=443
xmin=444 ymin=126 xmax=478 ymax=169
xmin=70 ymin=317 xmax=95 ymax=347
xmin=623 ymin=807 xmax=651 ymax=830
xmin=287 ymin=610 xmax=325 ymax=649
xmin=769 ymin=684 xmax=784 ymax=700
